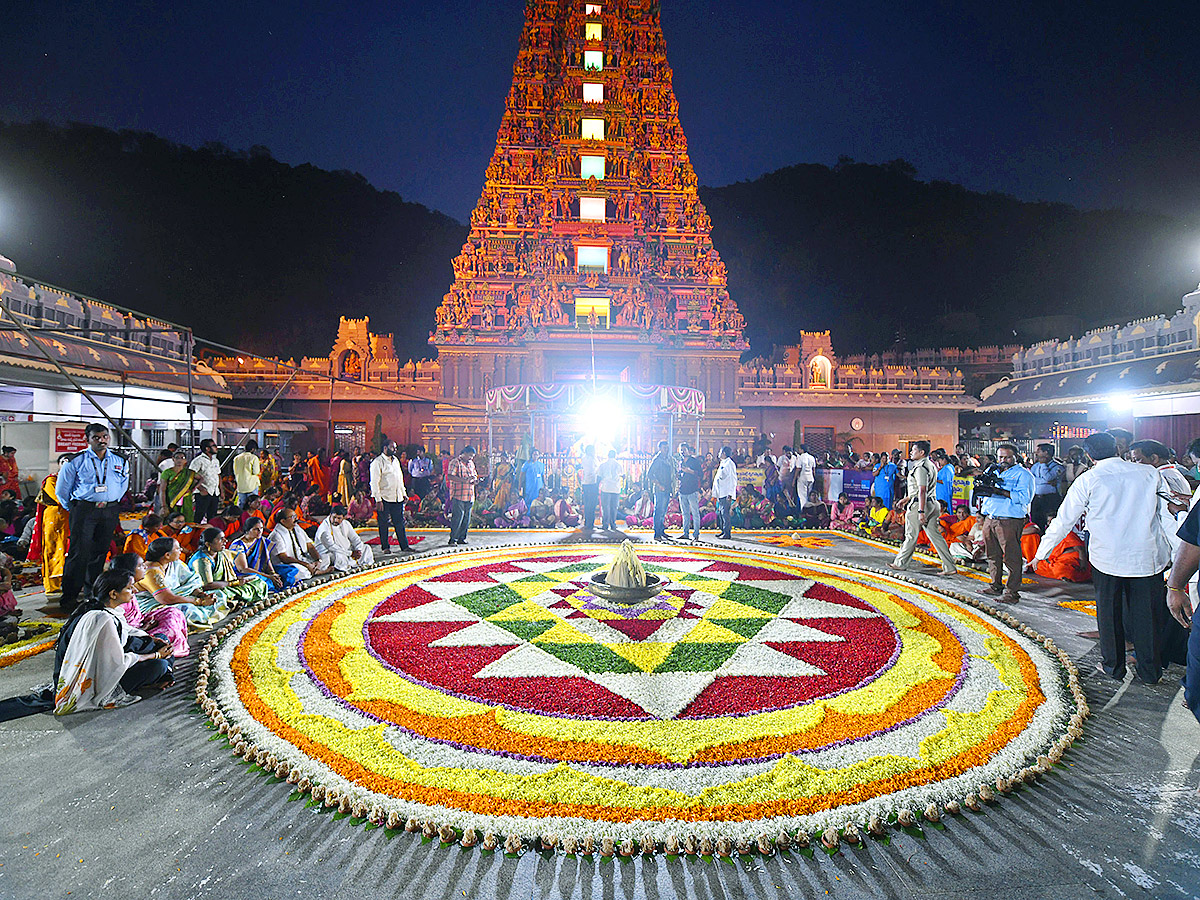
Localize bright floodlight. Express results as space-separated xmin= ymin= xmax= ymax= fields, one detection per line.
xmin=1107 ymin=392 xmax=1133 ymax=412
xmin=579 ymin=394 xmax=624 ymax=441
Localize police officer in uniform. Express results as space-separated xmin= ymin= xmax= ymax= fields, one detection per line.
xmin=889 ymin=440 xmax=958 ymax=575
xmin=56 ymin=423 xmax=130 ymax=612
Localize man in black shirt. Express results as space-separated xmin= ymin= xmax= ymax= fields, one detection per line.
xmin=675 ymin=443 xmax=703 ymax=542
xmin=646 ymin=441 xmax=674 ymax=542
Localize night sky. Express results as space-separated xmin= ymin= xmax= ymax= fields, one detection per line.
xmin=3 ymin=0 xmax=1199 ymax=224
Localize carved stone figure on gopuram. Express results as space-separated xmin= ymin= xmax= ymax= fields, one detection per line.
xmin=428 ymin=0 xmax=747 ymax=353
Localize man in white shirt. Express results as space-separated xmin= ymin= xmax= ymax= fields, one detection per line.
xmin=712 ymin=446 xmax=738 ymax=540
xmin=314 ymin=504 xmax=374 ymax=572
xmin=269 ymin=506 xmax=327 ymax=582
xmin=1129 ymin=438 xmax=1192 ymax=557
xmin=233 ymin=439 xmax=262 ymax=506
xmin=370 ymin=440 xmax=411 ymax=553
xmin=597 ymin=450 xmax=622 ymax=531
xmin=189 ymin=439 xmax=222 ymax=524
xmin=1033 ymin=431 xmax=1172 ymax=684
xmin=795 ymin=444 xmax=817 ymax=512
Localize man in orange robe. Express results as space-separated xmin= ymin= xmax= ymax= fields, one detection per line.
xmin=123 ymin=513 xmax=163 ymax=558
xmin=1021 ymin=519 xmax=1042 ymax=564
xmin=308 ymin=452 xmax=331 ymax=500
xmin=1034 ymin=530 xmax=1092 ymax=582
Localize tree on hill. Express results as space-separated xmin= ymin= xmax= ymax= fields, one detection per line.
xmin=701 ymin=158 xmax=1198 ymax=355
xmin=0 ymin=121 xmax=1195 ymax=362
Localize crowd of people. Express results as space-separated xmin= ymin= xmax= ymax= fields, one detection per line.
xmin=7 ymin=421 xmax=1200 ymax=728
xmin=865 ymin=430 xmax=1200 ymax=722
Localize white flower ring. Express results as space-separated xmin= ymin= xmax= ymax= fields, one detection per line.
xmin=196 ymin=544 xmax=1086 ymax=856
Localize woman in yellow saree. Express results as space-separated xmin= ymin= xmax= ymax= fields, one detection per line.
xmin=158 ymin=451 xmax=196 ymax=522
xmin=490 ymin=453 xmax=513 ymax=512
xmin=29 ymin=454 xmax=72 ymax=594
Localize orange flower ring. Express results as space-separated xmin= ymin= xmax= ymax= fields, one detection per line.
xmin=197 ymin=544 xmax=1087 ymax=853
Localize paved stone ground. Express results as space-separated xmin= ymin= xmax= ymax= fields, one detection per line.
xmin=1 ymin=529 xmax=1198 ymax=900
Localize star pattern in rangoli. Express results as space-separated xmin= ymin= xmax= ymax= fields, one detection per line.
xmin=365 ymin=554 xmax=897 ymax=720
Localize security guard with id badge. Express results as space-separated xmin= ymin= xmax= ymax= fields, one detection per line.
xmin=56 ymin=423 xmax=130 ymax=611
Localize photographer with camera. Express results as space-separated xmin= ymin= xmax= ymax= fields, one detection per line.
xmin=888 ymin=441 xmax=958 ymax=575
xmin=975 ymin=442 xmax=1035 ymax=604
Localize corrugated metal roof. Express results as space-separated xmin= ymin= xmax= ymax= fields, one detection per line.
xmin=977 ymin=348 xmax=1200 ymax=411
xmin=0 ymin=330 xmax=229 ymax=398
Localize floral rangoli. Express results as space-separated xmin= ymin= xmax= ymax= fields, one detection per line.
xmin=198 ymin=544 xmax=1087 ymax=855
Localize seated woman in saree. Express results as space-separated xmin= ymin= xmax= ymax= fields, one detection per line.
xmin=189 ymin=527 xmax=271 ymax=608
xmin=802 ymin=490 xmax=831 ymax=529
xmin=158 ymin=451 xmax=196 ymax=522
xmin=873 ymin=499 xmax=907 ymax=542
xmin=623 ymin=490 xmax=653 ymax=528
xmin=829 ymin=492 xmax=857 ymax=531
xmin=499 ymin=497 xmax=530 ymax=528
xmin=416 ymin=489 xmax=444 ymax=525
xmin=141 ymin=536 xmax=232 ymax=626
xmin=228 ymin=518 xmax=286 ymax=591
xmin=530 ymin=488 xmax=556 ymax=528
xmin=861 ymin=496 xmax=888 ymax=534
xmin=552 ymin=490 xmax=579 ymax=527
xmin=54 ymin=569 xmax=175 ymax=714
xmin=108 ymin=552 xmax=191 ymax=657
xmin=347 ymin=490 xmax=374 ymax=527
xmin=158 ymin=510 xmax=202 ymax=558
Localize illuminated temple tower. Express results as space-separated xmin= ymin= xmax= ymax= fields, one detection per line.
xmin=424 ymin=0 xmax=755 ymax=452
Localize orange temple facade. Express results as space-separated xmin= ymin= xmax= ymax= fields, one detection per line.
xmin=426 ymin=0 xmax=752 ymax=450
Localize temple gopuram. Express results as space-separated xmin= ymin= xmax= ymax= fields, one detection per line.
xmin=424 ymin=0 xmax=753 ymax=452
xmin=208 ymin=1 xmax=977 ymax=455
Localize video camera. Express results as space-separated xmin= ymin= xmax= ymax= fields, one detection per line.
xmin=972 ymin=465 xmax=1007 ymax=498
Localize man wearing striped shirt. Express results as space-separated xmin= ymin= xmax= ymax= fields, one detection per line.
xmin=447 ymin=446 xmax=479 ymax=546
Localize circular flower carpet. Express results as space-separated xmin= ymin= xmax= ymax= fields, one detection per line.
xmin=198 ymin=544 xmax=1086 ymax=855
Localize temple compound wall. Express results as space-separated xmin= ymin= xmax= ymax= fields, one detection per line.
xmin=210 ymin=321 xmax=974 ymax=456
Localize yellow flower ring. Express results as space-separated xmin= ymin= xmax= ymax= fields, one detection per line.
xmin=198 ymin=544 xmax=1087 ymax=853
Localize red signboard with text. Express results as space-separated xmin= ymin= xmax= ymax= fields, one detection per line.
xmin=54 ymin=427 xmax=88 ymax=454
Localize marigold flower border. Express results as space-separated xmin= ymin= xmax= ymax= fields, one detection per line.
xmin=193 ymin=544 xmax=1088 ymax=859
xmin=0 ymin=621 xmax=62 ymax=669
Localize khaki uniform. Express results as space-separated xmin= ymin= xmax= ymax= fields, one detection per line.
xmin=893 ymin=456 xmax=957 ymax=571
